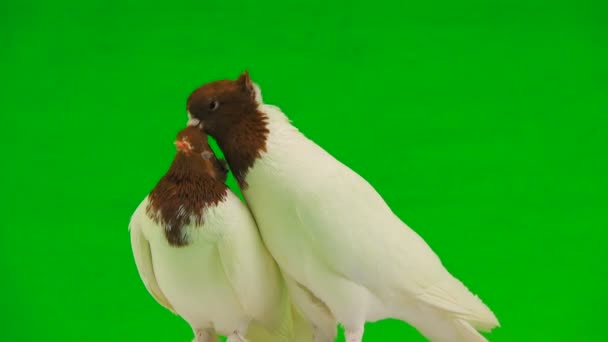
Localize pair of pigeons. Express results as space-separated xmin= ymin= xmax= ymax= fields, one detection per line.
xmin=129 ymin=72 xmax=500 ymax=342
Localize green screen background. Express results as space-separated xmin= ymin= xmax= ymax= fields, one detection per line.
xmin=1 ymin=0 xmax=606 ymax=341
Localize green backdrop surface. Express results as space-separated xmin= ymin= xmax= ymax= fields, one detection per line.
xmin=1 ymin=0 xmax=606 ymax=341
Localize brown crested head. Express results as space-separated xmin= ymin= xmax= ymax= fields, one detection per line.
xmin=146 ymin=125 xmax=228 ymax=247
xmin=173 ymin=125 xmax=228 ymax=182
xmin=186 ymin=71 xmax=258 ymax=136
xmin=174 ymin=125 xmax=210 ymax=154
xmin=186 ymin=71 xmax=269 ymax=188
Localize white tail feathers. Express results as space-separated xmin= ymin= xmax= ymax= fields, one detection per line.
xmin=413 ymin=304 xmax=497 ymax=342
xmin=417 ymin=277 xmax=500 ymax=334
xmin=453 ymin=319 xmax=490 ymax=342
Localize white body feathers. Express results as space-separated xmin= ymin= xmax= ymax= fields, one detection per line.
xmin=129 ymin=191 xmax=306 ymax=342
xmin=241 ymin=103 xmax=499 ymax=341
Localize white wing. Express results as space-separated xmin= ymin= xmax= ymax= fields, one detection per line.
xmin=129 ymin=200 xmax=175 ymax=314
xmin=294 ymin=154 xmax=497 ymax=328
xmin=214 ymin=192 xmax=293 ymax=340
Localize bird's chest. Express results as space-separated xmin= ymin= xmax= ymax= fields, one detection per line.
xmin=147 ymin=231 xmax=246 ymax=330
xmin=243 ymin=167 xmax=321 ymax=278
xmin=151 ymin=238 xmax=221 ymax=292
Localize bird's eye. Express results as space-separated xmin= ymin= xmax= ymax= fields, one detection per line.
xmin=209 ymin=100 xmax=219 ymax=111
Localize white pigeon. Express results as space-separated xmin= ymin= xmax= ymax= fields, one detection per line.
xmin=185 ymin=72 xmax=500 ymax=342
xmin=129 ymin=126 xmax=312 ymax=342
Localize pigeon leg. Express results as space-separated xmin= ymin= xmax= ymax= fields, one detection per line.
xmin=193 ymin=328 xmax=218 ymax=342
xmin=226 ymin=331 xmax=249 ymax=342
xmin=226 ymin=322 xmax=250 ymax=342
xmin=344 ymin=325 xmax=364 ymax=342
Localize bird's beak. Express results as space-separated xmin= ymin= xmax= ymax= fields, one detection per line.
xmin=174 ymin=140 xmax=192 ymax=152
xmin=187 ymin=118 xmax=203 ymax=129
xmin=187 ymin=111 xmax=203 ymax=129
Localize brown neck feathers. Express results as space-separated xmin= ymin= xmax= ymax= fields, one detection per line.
xmin=146 ymin=153 xmax=227 ymax=247
xmin=212 ymin=109 xmax=269 ymax=188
